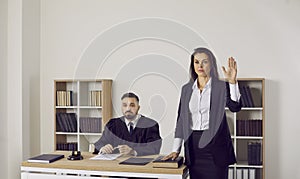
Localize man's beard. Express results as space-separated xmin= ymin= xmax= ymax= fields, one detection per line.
xmin=125 ymin=112 xmax=136 ymax=120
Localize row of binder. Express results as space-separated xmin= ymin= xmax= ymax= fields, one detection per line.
xmin=229 ymin=168 xmax=261 ymax=179
xmin=248 ymin=142 xmax=262 ymax=165
xmin=56 ymin=113 xmax=102 ymax=133
xmin=56 ymin=113 xmax=77 ymax=132
xmin=56 ymin=90 xmax=73 ymax=106
xmin=240 ymin=86 xmax=255 ymax=107
xmin=237 ymin=119 xmax=262 ymax=136
xmin=79 ymin=117 xmax=102 ymax=133
xmin=56 ymin=142 xmax=78 ymax=151
xmin=56 ymin=90 xmax=102 ymax=106
xmin=90 ymin=90 xmax=102 ymax=106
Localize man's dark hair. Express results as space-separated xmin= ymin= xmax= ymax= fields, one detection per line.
xmin=121 ymin=92 xmax=139 ymax=102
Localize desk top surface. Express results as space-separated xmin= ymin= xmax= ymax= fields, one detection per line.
xmin=21 ymin=151 xmax=187 ymax=175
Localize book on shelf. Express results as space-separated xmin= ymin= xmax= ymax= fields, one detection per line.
xmin=56 ymin=113 xmax=65 ymax=132
xmin=239 ymin=85 xmax=255 ymax=107
xmin=66 ymin=90 xmax=73 ymax=106
xmin=239 ymin=86 xmax=248 ymax=107
xmin=89 ymin=90 xmax=102 ymax=106
xmin=236 ymin=168 xmax=243 ymax=179
xmin=56 ymin=142 xmax=78 ymax=151
xmin=237 ymin=119 xmax=262 ymax=136
xmin=228 ymin=168 xmax=234 ymax=179
xmin=248 ymin=168 xmax=262 ymax=179
xmin=27 ymin=154 xmax=64 ymax=163
xmin=60 ymin=113 xmax=71 ymax=132
xmin=249 ymin=168 xmax=255 ymax=179
xmin=234 ymin=168 xmax=260 ymax=179
xmin=243 ymin=168 xmax=249 ymax=179
xmin=56 ymin=90 xmax=73 ymax=106
xmin=67 ymin=113 xmax=77 ymax=132
xmin=152 ymin=156 xmax=184 ymax=168
xmin=79 ymin=117 xmax=102 ymax=133
xmin=56 ymin=113 xmax=77 ymax=132
xmin=245 ymin=86 xmax=254 ymax=107
xmin=248 ymin=141 xmax=262 ymax=165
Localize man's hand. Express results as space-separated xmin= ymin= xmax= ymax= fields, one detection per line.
xmin=117 ymin=145 xmax=135 ymax=156
xmin=162 ymin=152 xmax=179 ymax=161
xmin=99 ymin=144 xmax=114 ymax=154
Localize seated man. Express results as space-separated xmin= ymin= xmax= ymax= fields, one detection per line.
xmin=94 ymin=92 xmax=162 ymax=156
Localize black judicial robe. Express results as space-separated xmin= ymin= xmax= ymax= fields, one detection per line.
xmin=94 ymin=116 xmax=162 ymax=156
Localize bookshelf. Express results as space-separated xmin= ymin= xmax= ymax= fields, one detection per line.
xmin=54 ymin=79 xmax=112 ymax=152
xmin=227 ymin=78 xmax=265 ymax=179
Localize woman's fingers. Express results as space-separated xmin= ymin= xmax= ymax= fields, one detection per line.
xmin=162 ymin=152 xmax=179 ymax=161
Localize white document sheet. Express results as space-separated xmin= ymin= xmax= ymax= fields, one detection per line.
xmin=89 ymin=153 xmax=122 ymax=160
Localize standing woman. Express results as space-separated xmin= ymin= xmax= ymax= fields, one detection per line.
xmin=163 ymin=47 xmax=242 ymax=179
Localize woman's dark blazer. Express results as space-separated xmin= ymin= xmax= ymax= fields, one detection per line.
xmin=174 ymin=78 xmax=242 ymax=167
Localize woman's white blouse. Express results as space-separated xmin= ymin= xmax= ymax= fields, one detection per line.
xmin=172 ymin=79 xmax=241 ymax=153
xmin=189 ymin=78 xmax=212 ymax=130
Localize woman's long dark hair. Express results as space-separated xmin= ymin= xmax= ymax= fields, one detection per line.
xmin=189 ymin=47 xmax=219 ymax=82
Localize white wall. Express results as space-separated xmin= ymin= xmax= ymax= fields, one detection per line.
xmin=0 ymin=0 xmax=40 ymax=178
xmin=0 ymin=0 xmax=293 ymax=178
xmin=40 ymin=1 xmax=300 ymax=178
xmin=6 ymin=0 xmax=23 ymax=178
xmin=0 ymin=0 xmax=8 ymax=178
xmin=22 ymin=0 xmax=41 ymax=159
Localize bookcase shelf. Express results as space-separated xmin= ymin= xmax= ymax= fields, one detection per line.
xmin=234 ymin=162 xmax=264 ymax=168
xmin=56 ymin=106 xmax=78 ymax=109
xmin=78 ymin=106 xmax=103 ymax=109
xmin=241 ymin=108 xmax=263 ymax=111
xmin=56 ymin=132 xmax=77 ymax=135
xmin=227 ymin=107 xmax=263 ymax=111
xmin=54 ymin=79 xmax=112 ymax=152
xmin=228 ymin=78 xmax=265 ymax=179
xmin=79 ymin=133 xmax=102 ymax=136
xmin=236 ymin=136 xmax=263 ymax=140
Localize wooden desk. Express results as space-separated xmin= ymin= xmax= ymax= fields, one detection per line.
xmin=21 ymin=151 xmax=188 ymax=179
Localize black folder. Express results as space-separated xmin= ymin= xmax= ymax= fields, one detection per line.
xmin=119 ymin=157 xmax=153 ymax=165
xmin=28 ymin=154 xmax=64 ymax=163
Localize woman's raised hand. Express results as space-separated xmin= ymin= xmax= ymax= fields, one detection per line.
xmin=222 ymin=57 xmax=237 ymax=84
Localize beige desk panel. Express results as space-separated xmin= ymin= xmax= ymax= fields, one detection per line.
xmin=22 ymin=151 xmax=187 ymax=175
